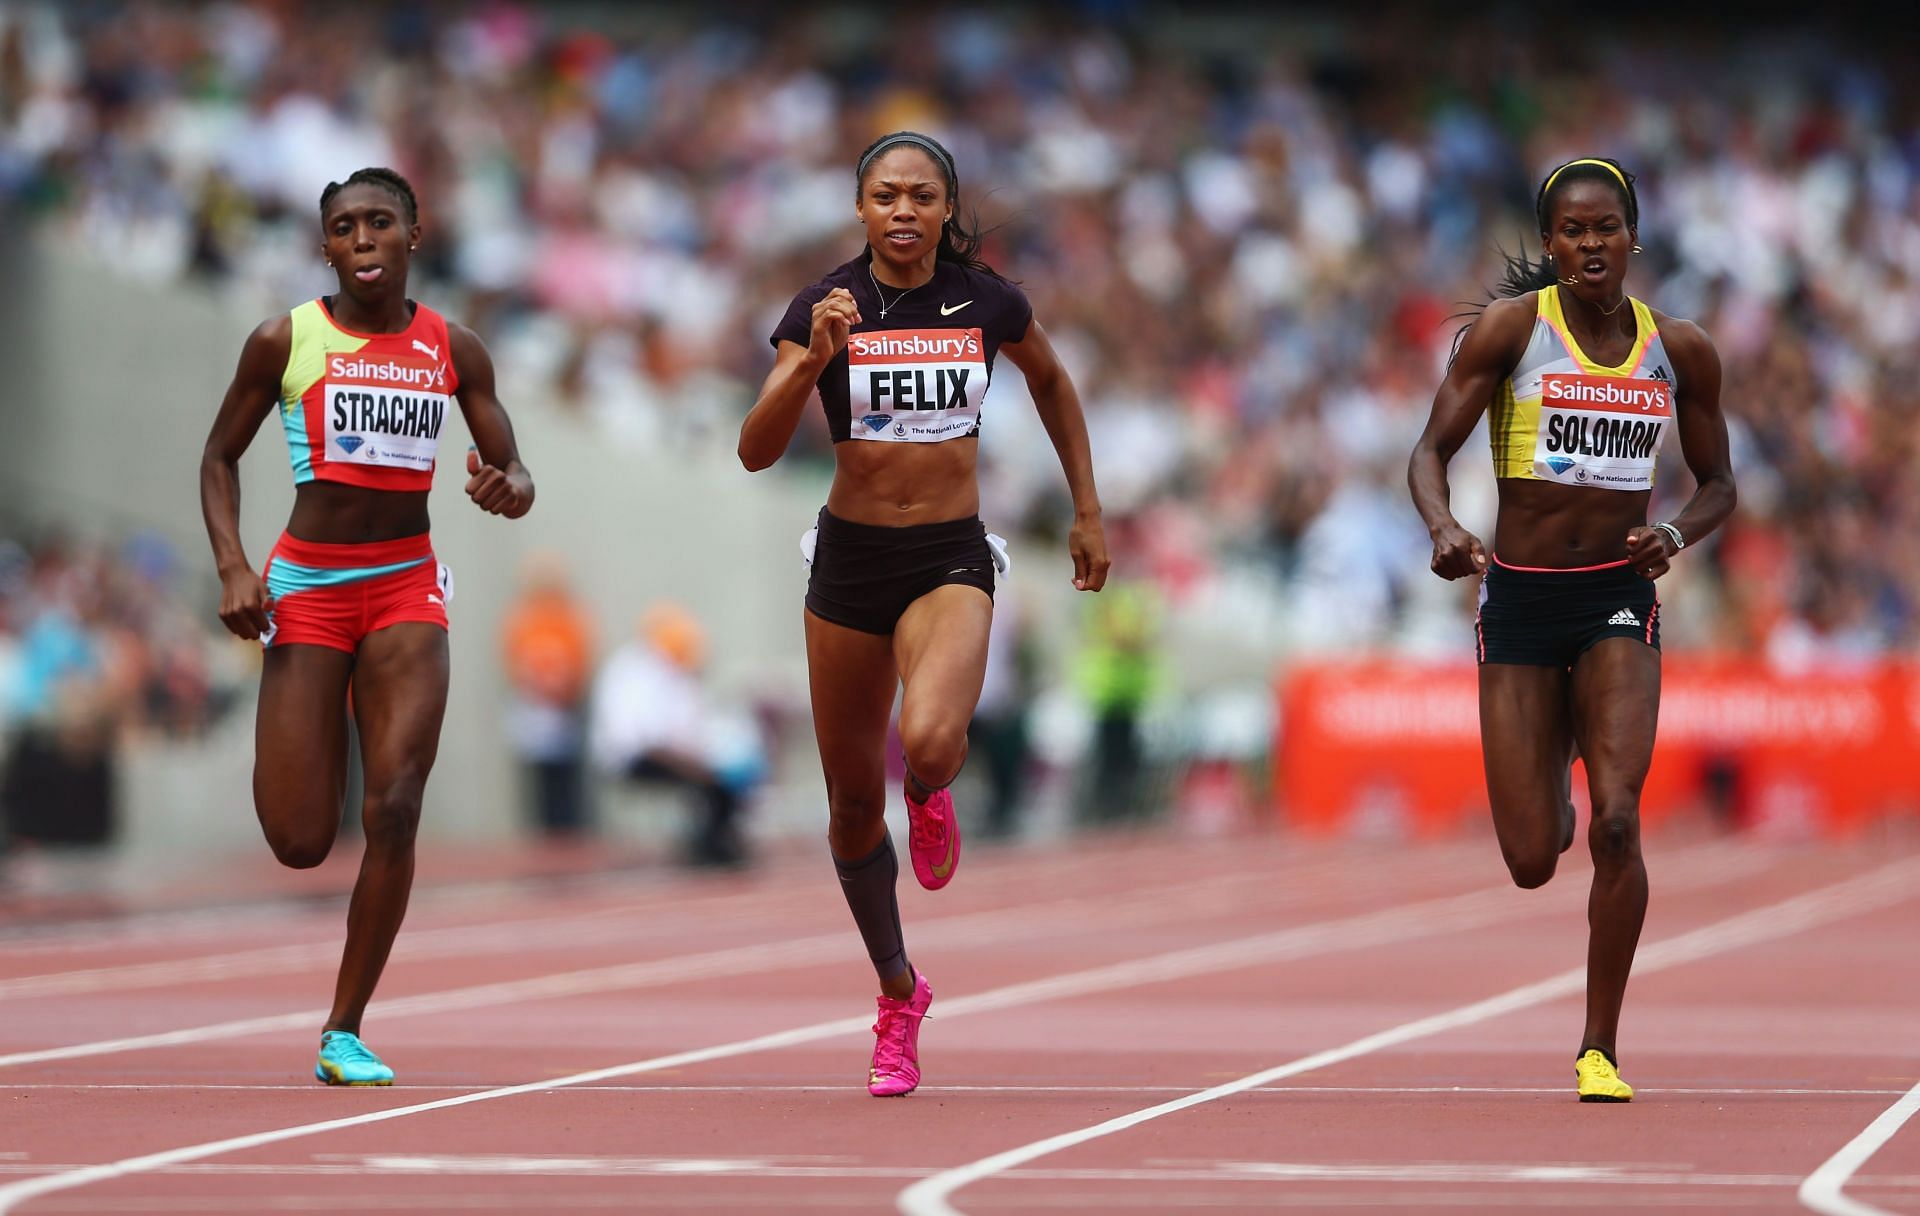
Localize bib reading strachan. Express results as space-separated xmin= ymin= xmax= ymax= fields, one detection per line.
xmin=846 ymin=328 xmax=986 ymax=443
xmin=322 ymin=352 xmax=450 ymax=470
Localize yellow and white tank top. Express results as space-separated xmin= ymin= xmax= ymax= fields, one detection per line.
xmin=1490 ymin=289 xmax=1676 ymax=491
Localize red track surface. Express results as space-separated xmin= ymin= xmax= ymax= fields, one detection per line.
xmin=2 ymin=826 xmax=1916 ymax=1214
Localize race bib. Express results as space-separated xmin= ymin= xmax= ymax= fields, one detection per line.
xmin=323 ymin=352 xmax=451 ymax=472
xmin=846 ymin=328 xmax=986 ymax=443
xmin=1534 ymin=373 xmax=1672 ymax=490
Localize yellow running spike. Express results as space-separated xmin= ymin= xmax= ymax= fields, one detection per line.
xmin=1575 ymin=1048 xmax=1633 ymax=1102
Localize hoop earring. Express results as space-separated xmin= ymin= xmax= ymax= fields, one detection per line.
xmin=1631 ymin=244 xmax=1644 ymax=254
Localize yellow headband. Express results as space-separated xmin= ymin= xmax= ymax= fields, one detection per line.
xmin=1544 ymin=158 xmax=1628 ymax=196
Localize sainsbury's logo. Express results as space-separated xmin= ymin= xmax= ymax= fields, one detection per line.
xmin=1542 ymin=373 xmax=1670 ymax=415
xmin=328 ymin=353 xmax=445 ymax=390
xmin=848 ymin=329 xmax=983 ymax=364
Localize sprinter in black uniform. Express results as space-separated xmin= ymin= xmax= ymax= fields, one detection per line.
xmin=740 ymin=131 xmax=1108 ymax=1096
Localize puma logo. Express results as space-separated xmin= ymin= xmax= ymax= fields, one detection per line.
xmin=411 ymin=338 xmax=441 ymax=360
xmin=939 ymin=301 xmax=973 ymax=316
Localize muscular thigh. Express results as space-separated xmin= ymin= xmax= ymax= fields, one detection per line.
xmin=351 ymin=623 xmax=450 ymax=787
xmin=894 ymin=585 xmax=992 ymax=728
xmin=805 ymin=609 xmax=899 ymax=797
xmin=1569 ymin=638 xmax=1660 ymax=800
xmin=1479 ymin=662 xmax=1575 ymax=842
xmin=255 ymin=643 xmax=356 ymax=827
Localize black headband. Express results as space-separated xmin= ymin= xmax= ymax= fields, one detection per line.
xmin=857 ymin=133 xmax=958 ymax=194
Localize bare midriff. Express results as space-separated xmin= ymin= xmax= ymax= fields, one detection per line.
xmin=825 ymin=437 xmax=980 ymax=526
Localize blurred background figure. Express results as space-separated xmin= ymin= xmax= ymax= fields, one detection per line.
xmin=500 ymin=552 xmax=596 ymax=837
xmin=966 ymin=575 xmax=1038 ymax=843
xmin=1073 ymin=528 xmax=1167 ymax=827
xmin=588 ymin=602 xmax=760 ymax=868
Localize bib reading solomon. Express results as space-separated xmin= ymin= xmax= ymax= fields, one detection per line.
xmin=1490 ymin=287 xmax=1676 ymax=491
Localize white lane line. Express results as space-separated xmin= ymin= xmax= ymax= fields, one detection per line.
xmin=0 ymin=846 xmax=1506 ymax=1070
xmin=0 ymin=842 xmax=1458 ymax=997
xmin=0 ymin=869 xmax=1593 ymax=1214
xmin=1798 ymin=1078 xmax=1920 ymax=1216
xmin=0 ymin=877 xmax=845 ymax=1000
xmin=5 ymin=1082 xmax=1907 ymax=1096
xmin=7 ymin=1156 xmax=1920 ymax=1191
xmin=896 ymin=855 xmax=1920 ymax=1216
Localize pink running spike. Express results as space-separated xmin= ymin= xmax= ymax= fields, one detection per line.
xmin=868 ymin=970 xmax=933 ymax=1096
xmin=905 ymin=786 xmax=960 ymax=890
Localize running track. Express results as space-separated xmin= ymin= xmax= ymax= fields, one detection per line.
xmin=1 ymin=828 xmax=1916 ymax=1214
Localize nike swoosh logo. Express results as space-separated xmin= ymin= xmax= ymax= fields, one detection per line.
xmin=940 ymin=301 xmax=973 ymax=316
xmin=930 ymin=832 xmax=956 ymax=881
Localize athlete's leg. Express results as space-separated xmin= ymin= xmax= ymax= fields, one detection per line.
xmin=323 ymin=622 xmax=449 ymax=1035
xmin=1479 ymin=663 xmax=1577 ymax=889
xmin=1568 ymin=637 xmax=1659 ymax=1062
xmin=893 ymin=585 xmax=993 ymax=796
xmin=807 ymin=609 xmax=913 ymax=999
xmin=254 ymin=645 xmax=356 ymax=869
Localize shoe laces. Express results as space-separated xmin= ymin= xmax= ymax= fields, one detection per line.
xmin=907 ymin=794 xmax=946 ymax=852
xmin=871 ymin=995 xmax=928 ymax=1072
xmin=325 ymin=1032 xmax=378 ymax=1065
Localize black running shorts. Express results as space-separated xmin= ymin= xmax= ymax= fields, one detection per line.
xmin=1476 ymin=557 xmax=1660 ymax=668
xmin=805 ymin=508 xmax=995 ymax=635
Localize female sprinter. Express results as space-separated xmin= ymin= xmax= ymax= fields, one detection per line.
xmin=1408 ymin=157 xmax=1735 ymax=1102
xmin=740 ymin=132 xmax=1108 ymax=1096
xmin=199 ymin=168 xmax=534 ymax=1086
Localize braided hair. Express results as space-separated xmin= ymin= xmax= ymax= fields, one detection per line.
xmin=855 ymin=131 xmax=1001 ymax=278
xmin=319 ymin=167 xmax=418 ymax=225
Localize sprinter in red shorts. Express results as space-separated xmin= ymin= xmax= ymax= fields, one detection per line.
xmin=199 ymin=168 xmax=534 ymax=1086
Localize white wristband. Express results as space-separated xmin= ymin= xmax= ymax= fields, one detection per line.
xmin=1652 ymin=521 xmax=1685 ymax=552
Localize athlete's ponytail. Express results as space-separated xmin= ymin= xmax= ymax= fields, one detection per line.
xmin=855 ymin=131 xmax=1003 ymax=279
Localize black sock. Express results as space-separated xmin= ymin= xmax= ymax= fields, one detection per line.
xmin=834 ymin=835 xmax=911 ymax=987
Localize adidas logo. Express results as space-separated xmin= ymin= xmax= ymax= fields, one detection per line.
xmin=1608 ymin=608 xmax=1640 ymax=626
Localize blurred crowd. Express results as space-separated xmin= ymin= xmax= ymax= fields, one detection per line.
xmin=0 ymin=530 xmax=242 ymax=849
xmin=3 ymin=2 xmax=1917 ymax=685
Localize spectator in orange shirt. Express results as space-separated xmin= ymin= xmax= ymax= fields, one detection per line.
xmin=501 ymin=553 xmax=596 ymax=836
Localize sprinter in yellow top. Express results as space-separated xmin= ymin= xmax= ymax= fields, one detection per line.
xmin=1408 ymin=157 xmax=1737 ymax=1102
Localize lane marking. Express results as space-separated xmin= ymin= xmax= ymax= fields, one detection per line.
xmin=1799 ymin=1078 xmax=1920 ymax=1216
xmin=896 ymin=855 xmax=1920 ymax=1216
xmin=0 ymin=843 xmax=1462 ymax=995
xmin=5 ymin=1082 xmax=1909 ymax=1096
xmin=0 ymin=869 xmax=1598 ymax=1212
xmin=0 ymin=847 xmax=1513 ymax=1069
xmin=5 ymin=1155 xmax=1920 ymax=1190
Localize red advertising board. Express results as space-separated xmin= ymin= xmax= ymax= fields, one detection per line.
xmin=1276 ymin=659 xmax=1920 ymax=836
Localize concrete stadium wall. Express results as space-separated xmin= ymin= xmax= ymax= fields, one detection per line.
xmin=0 ymin=236 xmax=825 ymax=854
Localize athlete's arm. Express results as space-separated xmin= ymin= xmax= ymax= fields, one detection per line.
xmin=199 ymin=315 xmax=289 ymax=640
xmin=738 ymin=287 xmax=858 ymax=472
xmin=449 ymin=323 xmax=534 ymax=518
xmin=1625 ymin=317 xmax=1735 ymax=579
xmin=1001 ymin=319 xmax=1109 ymax=592
xmin=1408 ymin=295 xmax=1533 ymax=580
